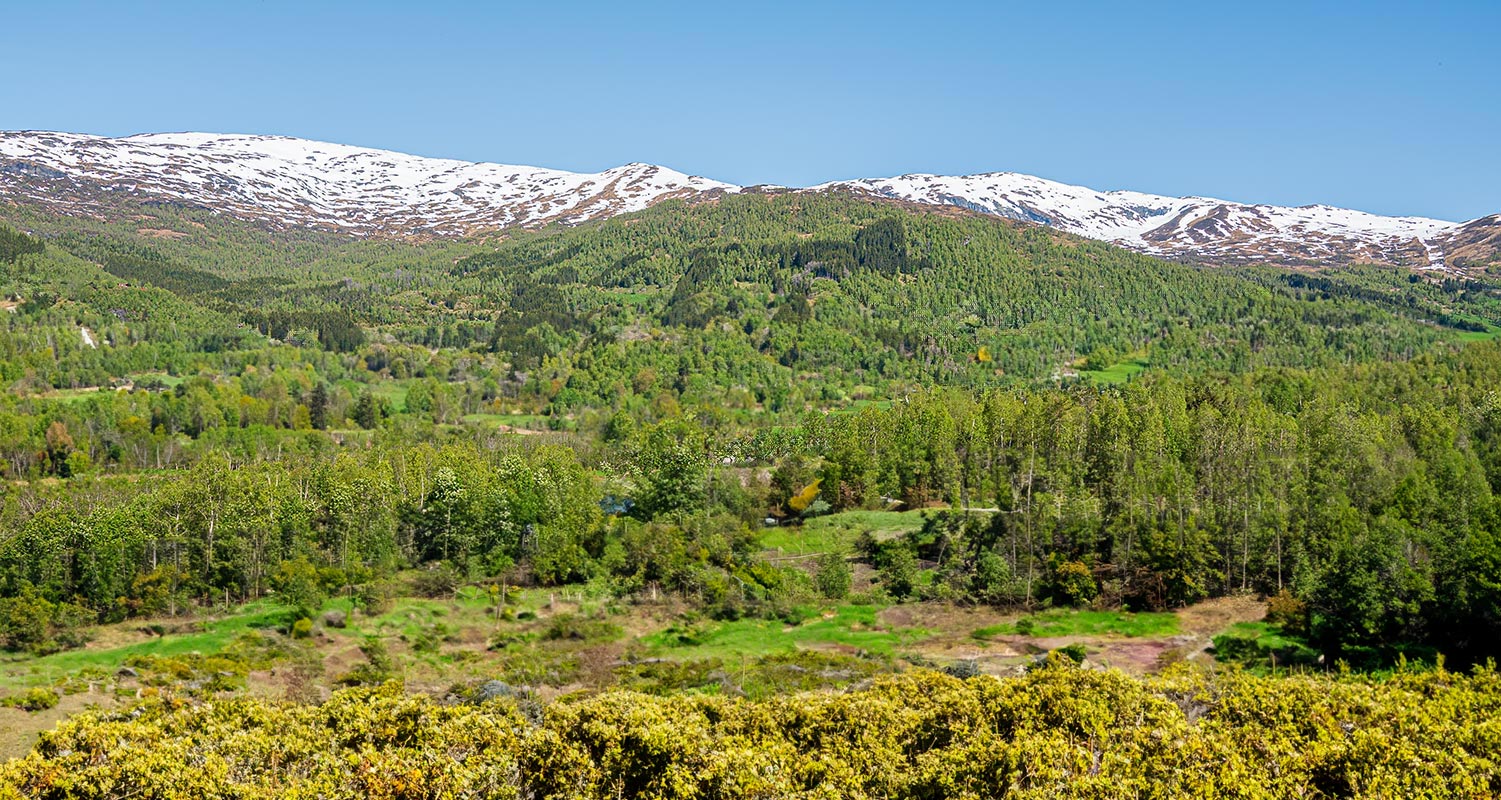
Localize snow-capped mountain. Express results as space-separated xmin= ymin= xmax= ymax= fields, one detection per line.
xmin=0 ymin=131 xmax=735 ymax=236
xmin=817 ymin=173 xmax=1473 ymax=271
xmin=1 ymin=130 xmax=1494 ymax=271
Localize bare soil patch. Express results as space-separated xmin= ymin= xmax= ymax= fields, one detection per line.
xmin=1178 ymin=594 xmax=1266 ymax=635
xmin=136 ymin=227 xmax=188 ymax=239
xmin=0 ymin=687 xmax=119 ymax=761
xmin=883 ymin=596 xmax=1268 ymax=676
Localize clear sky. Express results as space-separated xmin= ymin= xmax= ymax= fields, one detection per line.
xmin=3 ymin=0 xmax=1497 ymax=220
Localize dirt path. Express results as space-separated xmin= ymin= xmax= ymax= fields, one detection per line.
xmin=1175 ymin=594 xmax=1266 ymax=663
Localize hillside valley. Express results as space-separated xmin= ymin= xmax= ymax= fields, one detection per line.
xmin=5 ymin=130 xmax=1498 ymax=272
xmin=2 ymin=134 xmax=1501 ymax=798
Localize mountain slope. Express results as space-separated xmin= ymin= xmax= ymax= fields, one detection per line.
xmin=0 ymin=131 xmax=736 ymax=236
xmin=816 ymin=172 xmax=1465 ymax=271
xmin=1 ymin=130 xmax=1494 ymax=271
xmin=1440 ymin=214 xmax=1501 ymax=270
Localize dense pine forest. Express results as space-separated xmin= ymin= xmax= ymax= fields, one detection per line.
xmin=3 ymin=191 xmax=1501 ymax=796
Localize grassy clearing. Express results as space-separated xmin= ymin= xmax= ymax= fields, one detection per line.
xmin=643 ymin=605 xmax=928 ymax=659
xmin=1079 ymin=357 xmax=1149 ymax=385
xmin=461 ymin=413 xmax=550 ymax=430
xmin=1 ymin=577 xmax=1194 ymax=709
xmin=759 ymin=510 xmax=928 ymax=554
xmin=1455 ymin=326 xmax=1501 ymax=343
xmin=366 ymin=380 xmax=410 ymax=412
xmin=970 ymin=623 xmax=1012 ymax=640
xmin=352 ymin=597 xmax=461 ymax=643
xmin=330 ymin=583 xmax=614 ymax=648
xmin=130 ymin=372 xmax=184 ymax=388
xmin=0 ymin=577 xmax=616 ymax=694
xmin=972 ymin=608 xmax=1179 ymax=640
xmin=0 ymin=603 xmax=291 ymax=690
xmin=29 ymin=387 xmax=109 ymax=404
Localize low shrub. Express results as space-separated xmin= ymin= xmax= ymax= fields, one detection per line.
xmin=0 ymin=687 xmax=58 ymax=712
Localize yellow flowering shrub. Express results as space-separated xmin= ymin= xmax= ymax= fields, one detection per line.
xmin=3 ymin=663 xmax=1499 ymax=799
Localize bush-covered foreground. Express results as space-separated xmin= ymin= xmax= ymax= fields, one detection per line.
xmin=3 ymin=662 xmax=1499 ymax=799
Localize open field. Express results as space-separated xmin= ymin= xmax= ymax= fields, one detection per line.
xmin=0 ymin=571 xmax=1272 ymax=759
xmin=1079 ymin=356 xmax=1149 ymax=385
xmin=460 ymin=412 xmax=551 ymax=430
xmin=759 ymin=509 xmax=929 ymax=553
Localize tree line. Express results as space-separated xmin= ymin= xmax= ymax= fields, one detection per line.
xmin=4 ymin=342 xmax=1501 ymax=663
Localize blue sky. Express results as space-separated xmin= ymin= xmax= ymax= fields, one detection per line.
xmin=3 ymin=0 xmax=1497 ymax=220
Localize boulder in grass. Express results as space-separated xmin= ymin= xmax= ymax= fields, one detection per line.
xmin=322 ymin=610 xmax=347 ymax=629
xmin=473 ymin=680 xmax=517 ymax=703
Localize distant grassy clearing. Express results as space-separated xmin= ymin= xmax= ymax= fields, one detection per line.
xmin=0 ymin=603 xmax=290 ymax=690
xmin=1454 ymin=325 xmax=1501 ymax=343
xmin=972 ymin=608 xmax=1179 ymax=640
xmin=129 ymin=371 xmax=184 ymax=388
xmin=1079 ymin=357 xmax=1149 ymax=385
xmin=29 ymin=387 xmax=110 ymax=403
xmin=332 ymin=582 xmax=607 ymax=638
xmin=643 ymin=605 xmax=928 ymax=659
xmin=461 ymin=412 xmax=550 ymax=429
xmin=362 ymin=380 xmax=410 ymax=412
xmin=0 ymin=578 xmax=613 ymax=694
xmin=759 ymin=510 xmax=928 ymax=554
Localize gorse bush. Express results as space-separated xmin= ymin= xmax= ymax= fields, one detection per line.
xmin=0 ymin=688 xmax=58 ymax=713
xmin=3 ymin=664 xmax=1500 ymax=799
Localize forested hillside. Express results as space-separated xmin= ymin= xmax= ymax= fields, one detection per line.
xmin=4 ymin=191 xmax=1497 ymax=406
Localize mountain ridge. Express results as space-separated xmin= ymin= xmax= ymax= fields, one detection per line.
xmin=0 ymin=131 xmax=736 ymax=237
xmin=815 ymin=172 xmax=1464 ymax=270
xmin=2 ymin=130 xmax=1495 ymax=272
